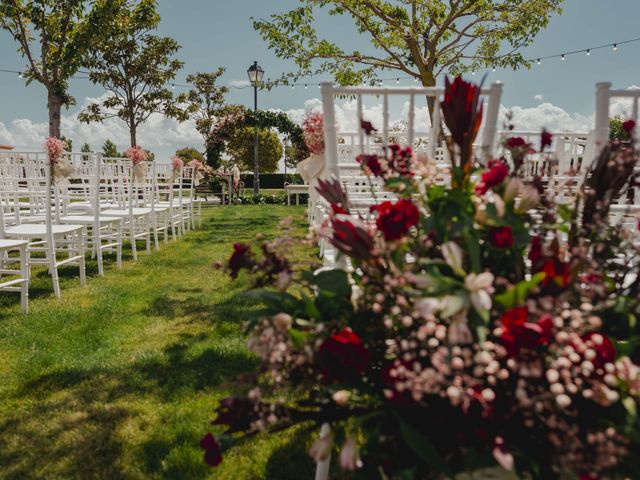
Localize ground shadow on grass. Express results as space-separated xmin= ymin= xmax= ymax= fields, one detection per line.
xmin=263 ymin=426 xmax=316 ymax=480
xmin=1 ymin=331 xmax=256 ymax=479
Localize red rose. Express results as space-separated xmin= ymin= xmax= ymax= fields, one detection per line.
xmin=228 ymin=243 xmax=254 ymax=279
xmin=476 ymin=160 xmax=509 ymax=194
xmin=540 ymin=129 xmax=553 ymax=151
xmin=356 ymin=153 xmax=384 ymax=176
xmin=500 ymin=308 xmax=553 ymax=357
xmin=318 ymin=327 xmax=369 ymax=382
xmin=622 ymin=119 xmax=636 ymax=135
xmin=331 ymin=215 xmax=375 ymax=260
xmin=581 ymin=332 xmax=616 ymax=369
xmin=200 ymin=433 xmax=223 ymax=467
xmin=370 ymin=199 xmax=419 ymax=241
xmin=489 ymin=226 xmax=514 ymax=248
xmin=528 ymin=236 xmax=542 ymax=265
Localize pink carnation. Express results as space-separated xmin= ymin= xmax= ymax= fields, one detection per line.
xmin=303 ymin=112 xmax=325 ymax=155
xmin=171 ymin=156 xmax=183 ymax=170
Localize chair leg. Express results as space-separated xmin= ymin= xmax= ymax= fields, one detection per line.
xmin=153 ymin=213 xmax=160 ymax=251
xmin=78 ymin=230 xmax=87 ymax=286
xmin=146 ymin=216 xmax=152 ymax=254
xmin=116 ymin=220 xmax=123 ymax=268
xmin=20 ymin=245 xmax=29 ymax=314
xmin=130 ymin=217 xmax=138 ymax=261
xmin=95 ymin=226 xmax=104 ymax=277
xmin=48 ymin=237 xmax=61 ymax=299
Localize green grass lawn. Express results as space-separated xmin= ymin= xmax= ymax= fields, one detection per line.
xmin=0 ymin=205 xmax=319 ymax=480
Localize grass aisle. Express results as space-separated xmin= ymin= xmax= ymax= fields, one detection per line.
xmin=0 ymin=206 xmax=317 ymax=480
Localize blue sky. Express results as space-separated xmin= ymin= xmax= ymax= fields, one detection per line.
xmin=1 ymin=0 xmax=639 ymax=162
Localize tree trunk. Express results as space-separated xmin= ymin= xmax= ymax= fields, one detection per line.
xmin=47 ymin=92 xmax=63 ymax=138
xmin=422 ymin=72 xmax=437 ymax=121
xmin=129 ymin=127 xmax=137 ymax=148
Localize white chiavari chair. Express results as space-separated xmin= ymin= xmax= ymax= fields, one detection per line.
xmin=0 ymin=152 xmax=86 ymax=298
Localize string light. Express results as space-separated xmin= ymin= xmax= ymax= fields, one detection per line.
xmin=537 ymin=58 xmax=541 ymax=65
xmin=396 ymin=78 xmax=400 ymax=84
xmin=613 ymin=44 xmax=618 ymax=51
xmin=492 ymin=66 xmax=496 ymax=72
xmin=561 ymin=54 xmax=566 ymax=61
xmin=586 ymin=49 xmax=591 ymax=56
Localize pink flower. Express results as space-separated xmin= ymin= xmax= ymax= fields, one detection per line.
xmin=303 ymin=112 xmax=325 ymax=155
xmin=339 ymin=437 xmax=362 ymax=471
xmin=171 ymin=156 xmax=182 ymax=170
xmin=124 ymin=146 xmax=148 ymax=165
xmin=187 ymin=159 xmax=204 ymax=170
xmin=44 ymin=137 xmax=67 ymax=165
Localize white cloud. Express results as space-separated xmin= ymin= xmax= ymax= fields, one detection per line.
xmin=228 ymin=79 xmax=250 ymax=88
xmin=3 ymin=86 xmax=640 ymax=165
xmin=534 ymin=94 xmax=544 ymax=102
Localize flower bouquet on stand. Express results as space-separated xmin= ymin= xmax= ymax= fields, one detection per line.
xmin=202 ymin=77 xmax=640 ymax=480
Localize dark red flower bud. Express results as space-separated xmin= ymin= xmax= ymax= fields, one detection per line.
xmin=228 ymin=243 xmax=254 ymax=279
xmin=506 ymin=137 xmax=528 ymax=149
xmin=360 ymin=119 xmax=377 ymax=135
xmin=318 ymin=327 xmax=369 ymax=382
xmin=370 ymin=199 xmax=419 ymax=241
xmin=441 ymin=76 xmax=484 ymax=150
xmin=331 ymin=215 xmax=375 ymax=260
xmin=356 ymin=153 xmax=384 ymax=176
xmin=488 ymin=226 xmax=514 ymax=248
xmin=622 ymin=119 xmax=636 ymax=135
xmin=200 ymin=433 xmax=223 ymax=467
xmin=540 ymin=129 xmax=553 ymax=151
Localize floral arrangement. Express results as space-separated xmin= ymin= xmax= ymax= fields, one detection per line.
xmin=202 ymin=77 xmax=640 ymax=479
xmin=44 ymin=136 xmax=67 ymax=165
xmin=124 ymin=145 xmax=148 ymax=165
xmin=303 ymin=111 xmax=325 ymax=156
xmin=171 ymin=155 xmax=183 ymax=171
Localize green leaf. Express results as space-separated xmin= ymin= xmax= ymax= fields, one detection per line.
xmin=289 ymin=328 xmax=310 ymax=348
xmin=494 ymin=272 xmax=545 ymax=309
xmin=312 ymin=269 xmax=352 ymax=299
xmin=395 ymin=412 xmax=452 ymax=476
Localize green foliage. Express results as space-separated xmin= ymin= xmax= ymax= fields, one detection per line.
xmin=78 ymin=0 xmax=184 ymax=147
xmin=228 ymin=127 xmax=283 ymax=174
xmin=176 ymin=68 xmax=229 ymax=148
xmin=240 ymin=193 xmax=289 ymax=205
xmin=80 ymin=142 xmax=92 ymax=153
xmin=206 ymin=107 xmax=308 ymax=169
xmin=101 ymin=139 xmax=122 ymax=158
xmin=60 ymin=136 xmax=73 ymax=152
xmin=610 ymin=116 xmax=632 ymax=141
xmin=175 ymin=147 xmax=205 ymax=164
xmin=0 ymin=0 xmax=123 ymax=137
xmin=253 ymin=0 xmax=564 ymax=91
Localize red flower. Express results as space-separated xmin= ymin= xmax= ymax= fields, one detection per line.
xmin=331 ymin=215 xmax=375 ymax=260
xmin=489 ymin=226 xmax=514 ymax=248
xmin=387 ymin=144 xmax=413 ymax=176
xmin=581 ymin=332 xmax=616 ymax=369
xmin=506 ymin=137 xmax=528 ymax=149
xmin=476 ymin=160 xmax=509 ymax=194
xmin=331 ymin=203 xmax=348 ymax=215
xmin=622 ymin=119 xmax=636 ymax=135
xmin=318 ymin=327 xmax=369 ymax=382
xmin=228 ymin=243 xmax=254 ymax=279
xmin=540 ymin=258 xmax=571 ymax=289
xmin=441 ymin=76 xmax=484 ymax=150
xmin=371 ymin=199 xmax=419 ymax=241
xmin=360 ymin=119 xmax=377 ymax=135
xmin=356 ymin=153 xmax=384 ymax=176
xmin=200 ymin=433 xmax=223 ymax=467
xmin=540 ymin=129 xmax=553 ymax=151
xmin=500 ymin=308 xmax=553 ymax=357
xmin=528 ymin=236 xmax=542 ymax=265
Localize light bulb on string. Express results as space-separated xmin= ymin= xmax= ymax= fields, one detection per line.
xmin=396 ymin=78 xmax=400 ymax=84
xmin=18 ymin=72 xmax=23 ymax=78
xmin=561 ymin=54 xmax=566 ymax=61
xmin=304 ymin=84 xmax=308 ymax=89
xmin=492 ymin=66 xmax=496 ymax=72
xmin=613 ymin=44 xmax=618 ymax=52
xmin=537 ymin=58 xmax=541 ymax=65
xmin=586 ymin=49 xmax=591 ymax=56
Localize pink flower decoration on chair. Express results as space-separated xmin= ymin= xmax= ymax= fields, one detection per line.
xmin=44 ymin=137 xmax=67 ymax=165
xmin=124 ymin=146 xmax=148 ymax=165
xmin=171 ymin=156 xmax=183 ymax=170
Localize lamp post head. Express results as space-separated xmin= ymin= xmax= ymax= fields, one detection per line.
xmin=247 ymin=61 xmax=264 ymax=85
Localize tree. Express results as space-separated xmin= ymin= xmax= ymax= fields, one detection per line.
xmin=254 ymin=0 xmax=563 ymax=112
xmin=227 ymin=127 xmax=283 ymax=174
xmin=78 ymin=0 xmax=184 ymax=147
xmin=102 ymin=139 xmax=121 ymax=158
xmin=0 ymin=0 xmax=120 ymax=138
xmin=81 ymin=142 xmax=92 ymax=153
xmin=175 ymin=147 xmax=205 ymax=164
xmin=61 ymin=136 xmax=73 ymax=151
xmin=177 ymin=69 xmax=229 ymax=149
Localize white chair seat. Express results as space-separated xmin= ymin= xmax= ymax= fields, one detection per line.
xmin=59 ymin=215 xmax=123 ymax=225
xmin=0 ymin=238 xmax=28 ymax=249
xmin=5 ymin=223 xmax=84 ymax=238
xmin=102 ymin=208 xmax=152 ymax=217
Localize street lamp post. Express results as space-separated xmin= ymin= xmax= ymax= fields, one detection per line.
xmin=247 ymin=61 xmax=264 ymax=194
